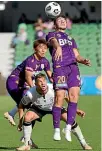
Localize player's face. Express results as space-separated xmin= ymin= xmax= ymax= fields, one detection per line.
xmin=35 ymin=43 xmax=47 ymax=58
xmin=36 ymin=77 xmax=47 ymax=92
xmin=55 ymin=17 xmax=67 ymax=30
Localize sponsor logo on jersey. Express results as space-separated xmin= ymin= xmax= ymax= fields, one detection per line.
xmin=58 ymin=39 xmax=72 ymax=46
xmin=41 ymin=64 xmax=44 ymax=69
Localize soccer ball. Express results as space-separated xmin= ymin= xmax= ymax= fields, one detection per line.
xmin=45 ymin=2 xmax=61 ymax=18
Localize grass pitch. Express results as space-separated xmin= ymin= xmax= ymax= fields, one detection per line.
xmin=0 ymin=95 xmax=101 ymax=151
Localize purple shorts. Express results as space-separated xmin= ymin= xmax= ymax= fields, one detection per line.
xmin=6 ymin=75 xmax=28 ymax=105
xmin=53 ymin=63 xmax=81 ymax=90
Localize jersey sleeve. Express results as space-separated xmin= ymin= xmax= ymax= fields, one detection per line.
xmin=44 ymin=59 xmax=51 ymax=71
xmin=25 ymin=58 xmax=34 ymax=72
xmin=72 ymin=39 xmax=78 ymax=49
xmin=46 ymin=32 xmax=55 ymax=43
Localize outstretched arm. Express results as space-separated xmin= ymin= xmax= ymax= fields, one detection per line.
xmin=73 ymin=48 xmax=91 ymax=66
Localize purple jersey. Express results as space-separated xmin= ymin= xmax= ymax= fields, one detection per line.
xmin=46 ymin=31 xmax=77 ymax=68
xmin=10 ymin=54 xmax=50 ymax=87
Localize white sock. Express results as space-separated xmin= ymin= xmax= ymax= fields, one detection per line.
xmin=72 ymin=125 xmax=87 ymax=146
xmin=55 ymin=128 xmax=60 ymax=132
xmin=66 ymin=124 xmax=71 ymax=130
xmin=8 ymin=106 xmax=18 ymax=118
xmin=23 ymin=124 xmax=32 ymax=146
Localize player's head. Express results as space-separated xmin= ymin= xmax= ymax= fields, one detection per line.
xmin=35 ymin=73 xmax=48 ymax=93
xmin=33 ymin=39 xmax=48 ymax=58
xmin=54 ymin=15 xmax=67 ymax=30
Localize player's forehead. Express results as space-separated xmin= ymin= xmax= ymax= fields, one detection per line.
xmin=34 ymin=39 xmax=48 ymax=49
xmin=56 ymin=16 xmax=66 ymax=22
xmin=37 ymin=43 xmax=47 ymax=48
xmin=37 ymin=76 xmax=46 ymax=82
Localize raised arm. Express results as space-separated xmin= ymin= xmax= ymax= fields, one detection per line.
xmin=46 ymin=32 xmax=62 ymax=61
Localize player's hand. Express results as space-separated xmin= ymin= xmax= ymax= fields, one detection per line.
xmin=82 ymin=59 xmax=91 ymax=66
xmin=17 ymin=122 xmax=23 ymax=131
xmin=77 ymin=109 xmax=85 ymax=118
xmin=55 ymin=46 xmax=62 ymax=61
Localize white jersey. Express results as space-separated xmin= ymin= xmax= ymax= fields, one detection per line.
xmin=26 ymin=83 xmax=54 ymax=111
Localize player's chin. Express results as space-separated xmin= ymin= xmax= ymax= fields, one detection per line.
xmin=60 ymin=26 xmax=66 ymax=30
xmin=40 ymin=54 xmax=45 ymax=57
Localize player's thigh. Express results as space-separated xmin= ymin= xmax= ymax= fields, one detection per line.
xmin=68 ymin=87 xmax=80 ymax=102
xmin=54 ymin=90 xmax=66 ymax=107
xmin=24 ymin=111 xmax=39 ymax=122
xmin=67 ymin=63 xmax=81 ymax=102
xmin=6 ymin=76 xmax=21 ymax=104
xmin=6 ymin=75 xmax=19 ymax=91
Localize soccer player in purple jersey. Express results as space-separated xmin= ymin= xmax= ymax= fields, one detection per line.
xmin=4 ymin=39 xmax=52 ymax=126
xmin=46 ymin=16 xmax=91 ymax=141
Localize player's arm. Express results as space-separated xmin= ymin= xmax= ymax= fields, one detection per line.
xmin=44 ymin=60 xmax=53 ymax=82
xmin=50 ymin=38 xmax=62 ymax=61
xmin=17 ymin=103 xmax=24 ymax=131
xmin=46 ymin=33 xmax=62 ymax=61
xmin=25 ymin=70 xmax=34 ymax=87
xmin=72 ymin=39 xmax=91 ymax=66
xmin=73 ymin=48 xmax=91 ymax=66
xmin=76 ymin=109 xmax=85 ymax=118
xmin=46 ymin=70 xmax=53 ymax=83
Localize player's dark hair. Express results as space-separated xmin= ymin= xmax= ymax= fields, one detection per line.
xmin=54 ymin=15 xmax=66 ymax=25
xmin=33 ymin=39 xmax=48 ymax=49
xmin=35 ymin=73 xmax=47 ymax=82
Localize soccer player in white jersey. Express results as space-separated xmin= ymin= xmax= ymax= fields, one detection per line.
xmin=16 ymin=73 xmax=92 ymax=151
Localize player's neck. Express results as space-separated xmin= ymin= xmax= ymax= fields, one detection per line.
xmin=34 ymin=53 xmax=42 ymax=60
xmin=57 ymin=29 xmax=65 ymax=33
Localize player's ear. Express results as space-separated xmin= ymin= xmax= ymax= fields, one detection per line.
xmin=34 ymin=48 xmax=37 ymax=53
xmin=54 ymin=24 xmax=56 ymax=29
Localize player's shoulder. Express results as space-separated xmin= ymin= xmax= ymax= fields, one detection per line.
xmin=25 ymin=54 xmax=34 ymax=63
xmin=66 ymin=33 xmax=73 ymax=40
xmin=67 ymin=34 xmax=75 ymax=42
xmin=28 ymin=86 xmax=36 ymax=94
xmin=47 ymin=30 xmax=56 ymax=36
xmin=48 ymin=30 xmax=56 ymax=34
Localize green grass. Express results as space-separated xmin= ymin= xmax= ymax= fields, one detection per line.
xmin=0 ymin=96 xmax=101 ymax=151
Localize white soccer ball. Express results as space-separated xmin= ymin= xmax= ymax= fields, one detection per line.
xmin=45 ymin=2 xmax=61 ymax=18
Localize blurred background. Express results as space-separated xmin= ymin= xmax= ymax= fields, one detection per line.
xmin=0 ymin=1 xmax=101 ymax=95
